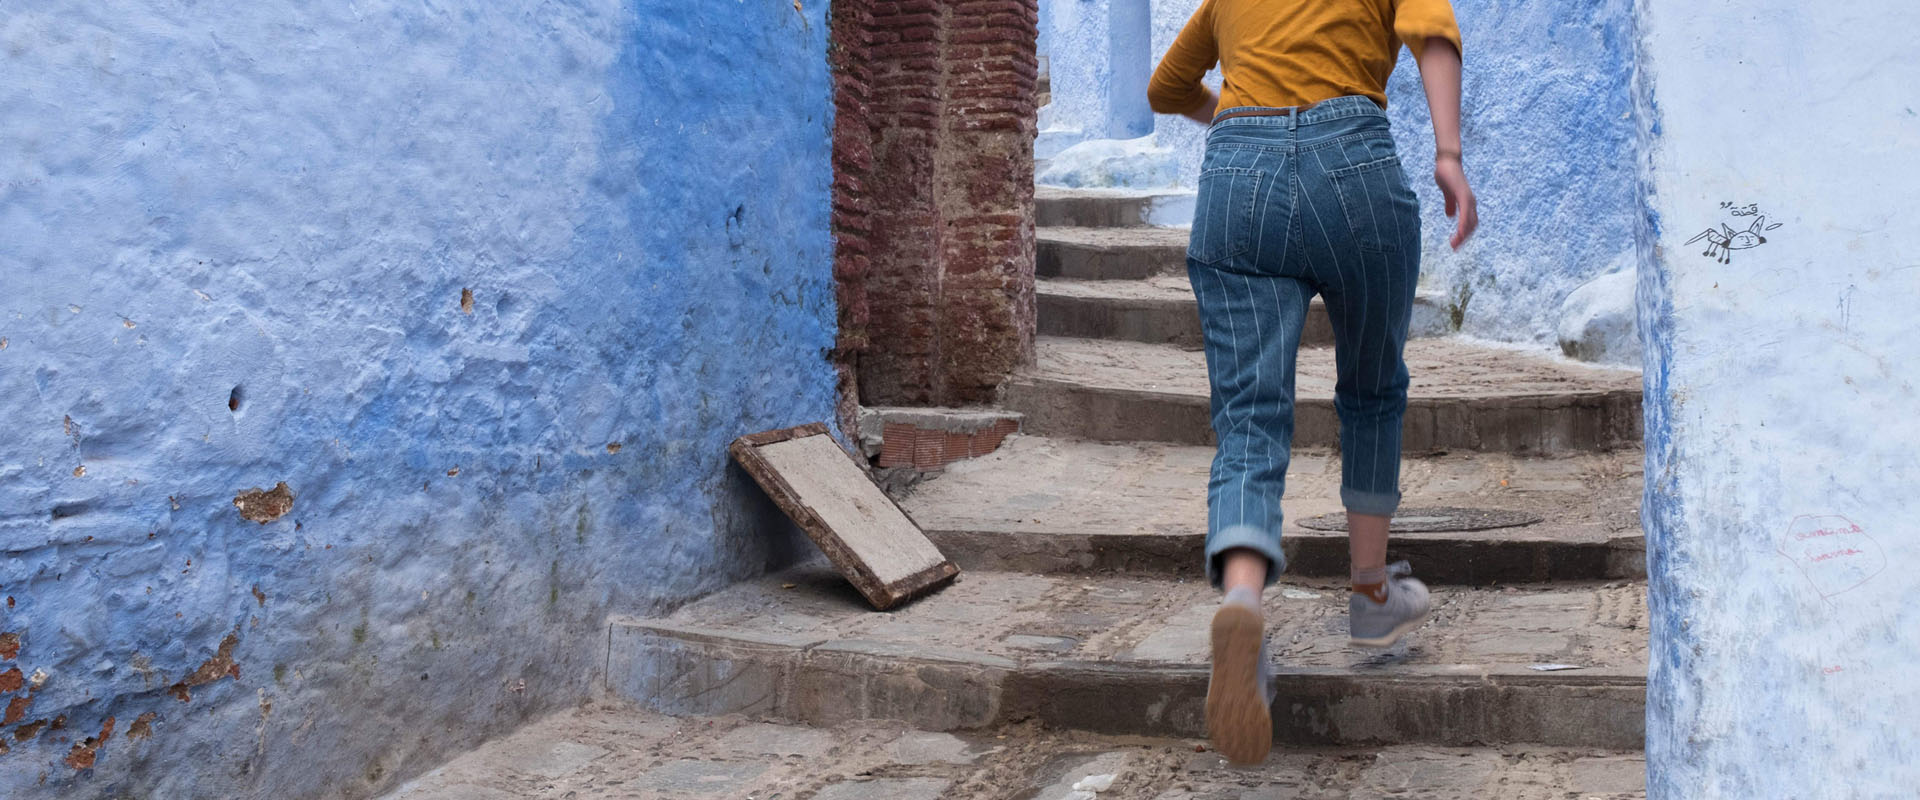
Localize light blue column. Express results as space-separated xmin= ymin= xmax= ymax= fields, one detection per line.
xmin=1106 ymin=0 xmax=1155 ymax=138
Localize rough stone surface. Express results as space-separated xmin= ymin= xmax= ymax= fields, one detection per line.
xmin=1036 ymin=187 xmax=1197 ymax=229
xmin=1556 ymin=266 xmax=1641 ymax=366
xmin=1008 ymin=337 xmax=1644 ymax=453
xmin=382 ymin=704 xmax=1645 ymax=799
xmin=1039 ymin=227 xmax=1191 ymax=280
xmin=814 ymin=777 xmax=955 ymax=800
xmin=607 ymin=566 xmax=1649 ymax=747
xmin=1039 ymin=136 xmax=1184 ymax=189
xmin=0 ymin=2 xmax=837 ymax=797
xmin=856 ymin=407 xmax=1025 ymax=471
xmin=1039 ymin=275 xmax=1453 ymax=349
xmin=899 ymin=436 xmax=1646 ymax=583
xmin=1295 ymin=507 xmax=1544 ymax=534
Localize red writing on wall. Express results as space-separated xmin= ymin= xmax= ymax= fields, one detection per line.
xmin=1776 ymin=515 xmax=1887 ymax=601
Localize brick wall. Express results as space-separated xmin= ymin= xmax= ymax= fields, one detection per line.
xmin=832 ymin=0 xmax=1038 ymax=414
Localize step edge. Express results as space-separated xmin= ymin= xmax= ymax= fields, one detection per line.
xmin=610 ymin=619 xmax=1648 ymax=683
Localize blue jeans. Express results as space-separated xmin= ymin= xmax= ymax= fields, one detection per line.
xmin=1188 ymin=96 xmax=1422 ymax=587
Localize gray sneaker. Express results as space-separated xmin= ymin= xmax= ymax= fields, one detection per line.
xmin=1348 ymin=562 xmax=1433 ymax=648
xmin=1206 ymin=602 xmax=1273 ymax=764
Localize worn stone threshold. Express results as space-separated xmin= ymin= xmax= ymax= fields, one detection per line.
xmin=606 ymin=567 xmax=1647 ymax=750
xmin=1005 ymin=337 xmax=1643 ymax=452
xmin=1037 ymin=275 xmax=1454 ymax=349
xmin=382 ymin=704 xmax=1646 ymax=800
xmin=897 ymin=436 xmax=1646 ymax=584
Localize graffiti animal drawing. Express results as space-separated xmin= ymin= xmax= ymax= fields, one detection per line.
xmin=1686 ymin=215 xmax=1782 ymax=263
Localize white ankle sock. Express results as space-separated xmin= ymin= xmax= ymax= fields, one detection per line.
xmin=1224 ymin=586 xmax=1261 ymax=610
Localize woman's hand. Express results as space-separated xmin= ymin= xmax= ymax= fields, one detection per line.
xmin=1183 ymin=86 xmax=1220 ymax=125
xmin=1434 ymin=154 xmax=1478 ymax=249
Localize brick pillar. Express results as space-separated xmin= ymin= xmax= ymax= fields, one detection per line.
xmin=831 ymin=0 xmax=1038 ymax=410
xmin=830 ymin=0 xmax=878 ymax=432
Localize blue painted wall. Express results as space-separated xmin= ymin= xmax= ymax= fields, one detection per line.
xmin=1635 ymin=0 xmax=1920 ymax=795
xmin=0 ymin=1 xmax=836 ymax=797
xmin=1382 ymin=0 xmax=1639 ymax=343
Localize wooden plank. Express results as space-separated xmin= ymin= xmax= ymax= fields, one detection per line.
xmin=731 ymin=424 xmax=958 ymax=610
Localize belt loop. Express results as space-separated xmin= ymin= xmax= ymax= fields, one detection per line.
xmin=1288 ymin=108 xmax=1298 ymax=132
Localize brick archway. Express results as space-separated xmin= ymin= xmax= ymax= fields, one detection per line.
xmin=829 ymin=0 xmax=1040 ymax=422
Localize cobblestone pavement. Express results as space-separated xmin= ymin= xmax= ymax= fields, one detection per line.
xmin=385 ymin=704 xmax=1645 ymax=800
xmin=640 ymin=566 xmax=1648 ymax=674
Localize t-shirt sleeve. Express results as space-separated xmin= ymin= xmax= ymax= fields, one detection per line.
xmin=1393 ymin=0 xmax=1463 ymax=57
xmin=1148 ymin=0 xmax=1219 ymax=115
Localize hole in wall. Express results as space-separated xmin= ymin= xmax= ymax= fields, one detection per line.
xmin=228 ymin=386 xmax=244 ymax=413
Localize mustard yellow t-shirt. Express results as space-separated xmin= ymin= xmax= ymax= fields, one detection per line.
xmin=1148 ymin=0 xmax=1462 ymax=114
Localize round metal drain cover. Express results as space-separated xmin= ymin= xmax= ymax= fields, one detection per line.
xmin=1297 ymin=507 xmax=1544 ymax=533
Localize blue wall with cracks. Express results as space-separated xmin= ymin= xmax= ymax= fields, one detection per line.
xmin=0 ymin=1 xmax=837 ymax=796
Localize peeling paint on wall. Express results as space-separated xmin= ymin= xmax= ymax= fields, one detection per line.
xmin=233 ymin=484 xmax=295 ymax=525
xmin=0 ymin=0 xmax=838 ymax=796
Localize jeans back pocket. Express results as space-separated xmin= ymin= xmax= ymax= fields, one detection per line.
xmin=1188 ymin=167 xmax=1265 ymax=267
xmin=1325 ymin=145 xmax=1414 ymax=254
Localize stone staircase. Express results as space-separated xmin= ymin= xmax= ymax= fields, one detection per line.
xmin=385 ymin=190 xmax=1650 ymax=799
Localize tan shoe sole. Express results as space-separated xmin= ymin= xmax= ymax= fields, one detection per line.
xmin=1205 ymin=604 xmax=1272 ymax=765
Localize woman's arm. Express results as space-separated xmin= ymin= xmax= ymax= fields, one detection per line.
xmin=1415 ymin=37 xmax=1478 ymax=249
xmin=1180 ymin=86 xmax=1220 ymax=125
xmin=1148 ymin=1 xmax=1219 ymax=124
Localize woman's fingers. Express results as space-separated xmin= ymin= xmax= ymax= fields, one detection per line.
xmin=1451 ymin=194 xmax=1479 ymax=249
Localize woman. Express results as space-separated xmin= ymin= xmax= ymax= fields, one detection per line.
xmin=1147 ymin=0 xmax=1479 ymax=765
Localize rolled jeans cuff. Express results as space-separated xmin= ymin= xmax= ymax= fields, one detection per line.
xmin=1341 ymin=487 xmax=1402 ymax=516
xmin=1205 ymin=523 xmax=1288 ymax=589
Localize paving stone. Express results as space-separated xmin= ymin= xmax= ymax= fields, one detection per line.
xmin=1030 ymin=751 xmax=1140 ymax=800
xmin=886 ymin=731 xmax=983 ymax=765
xmin=1002 ymin=633 xmax=1082 ymax=653
xmin=498 ymin=740 xmax=609 ymax=779
xmin=813 ymin=777 xmax=953 ymax=800
xmin=1570 ymin=756 xmax=1649 ymax=793
xmin=1038 ymin=226 xmax=1189 ymax=280
xmin=1122 ymin=603 xmax=1212 ymax=662
xmin=1006 ymin=336 xmax=1642 ymax=453
xmin=713 ymin=722 xmax=837 ymax=757
xmin=1037 ymin=275 xmax=1451 ymax=349
xmin=378 ymin=706 xmax=1644 ymax=800
xmin=635 ymin=759 xmax=768 ymax=794
xmin=609 ymin=567 xmax=1647 ymax=748
xmin=901 ymin=435 xmax=1647 ymax=584
xmin=386 ymin=781 xmax=521 ymax=800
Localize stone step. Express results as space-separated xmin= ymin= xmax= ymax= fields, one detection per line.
xmin=608 ymin=568 xmax=1648 ymax=750
xmin=1038 ymin=226 xmax=1189 ymax=280
xmin=1036 ymin=186 xmax=1196 ymax=228
xmin=1004 ymin=337 xmax=1643 ymax=454
xmin=385 ymin=704 xmax=1647 ymax=799
xmin=1038 ymin=274 xmax=1453 ymax=349
xmin=897 ymin=436 xmax=1646 ymax=585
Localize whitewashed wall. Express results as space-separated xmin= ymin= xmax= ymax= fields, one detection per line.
xmin=1636 ymin=1 xmax=1920 ymax=797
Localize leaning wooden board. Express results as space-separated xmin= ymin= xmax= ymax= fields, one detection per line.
xmin=731 ymin=423 xmax=958 ymax=610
